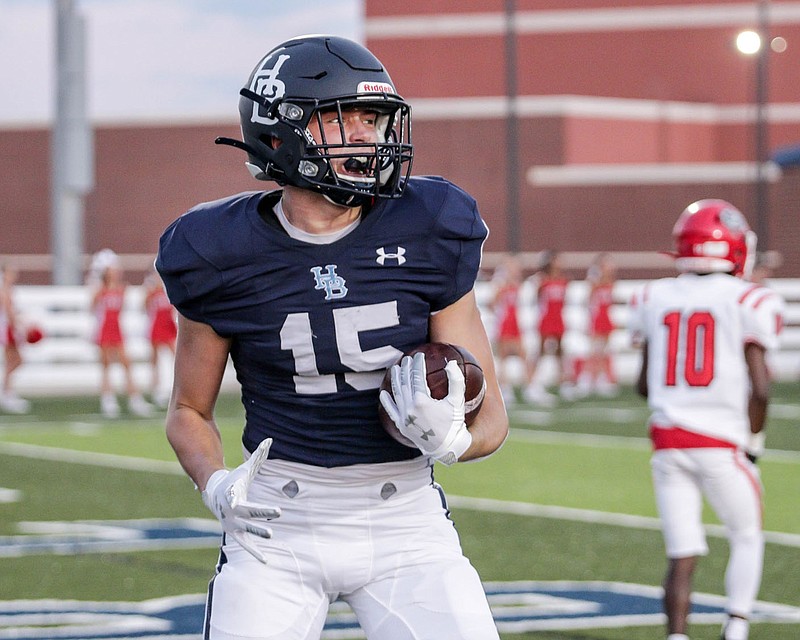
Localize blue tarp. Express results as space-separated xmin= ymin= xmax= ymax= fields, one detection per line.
xmin=771 ymin=143 xmax=800 ymax=168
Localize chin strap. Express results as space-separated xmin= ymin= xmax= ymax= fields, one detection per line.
xmin=215 ymin=136 xmax=256 ymax=154
xmin=216 ymin=86 xmax=283 ymax=175
xmin=215 ymin=135 xmax=284 ymax=182
xmin=240 ymin=87 xmax=271 ymax=110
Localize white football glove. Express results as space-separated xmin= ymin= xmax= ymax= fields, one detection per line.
xmin=201 ymin=438 xmax=281 ymax=564
xmin=379 ymin=352 xmax=473 ymax=465
xmin=746 ymin=431 xmax=766 ymax=463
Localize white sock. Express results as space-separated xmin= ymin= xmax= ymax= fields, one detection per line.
xmin=667 ymin=635 xmax=690 ymax=640
xmin=722 ymin=616 xmax=749 ymax=640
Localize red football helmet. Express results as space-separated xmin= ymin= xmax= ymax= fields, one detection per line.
xmin=672 ymin=199 xmax=756 ymax=278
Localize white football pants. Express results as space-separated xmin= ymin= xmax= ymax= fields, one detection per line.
xmin=204 ymin=455 xmax=500 ymax=640
xmin=651 ymin=447 xmax=764 ymax=617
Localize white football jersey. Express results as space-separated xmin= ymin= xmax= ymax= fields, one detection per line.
xmin=628 ymin=272 xmax=784 ymax=447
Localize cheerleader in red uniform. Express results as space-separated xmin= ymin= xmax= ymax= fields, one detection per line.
xmin=0 ymin=264 xmax=30 ymax=414
xmin=89 ymin=250 xmax=152 ymax=418
xmin=490 ymin=255 xmax=525 ymax=404
xmin=584 ymin=253 xmax=618 ymax=396
xmin=524 ymin=251 xmax=569 ymax=405
xmin=143 ymin=268 xmax=177 ymax=407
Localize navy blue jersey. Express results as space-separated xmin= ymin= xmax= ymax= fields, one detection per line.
xmin=156 ymin=176 xmax=487 ymax=467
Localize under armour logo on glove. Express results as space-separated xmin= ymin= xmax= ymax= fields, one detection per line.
xmin=379 ymin=353 xmax=472 ymax=465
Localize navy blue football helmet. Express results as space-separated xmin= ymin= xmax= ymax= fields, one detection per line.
xmin=217 ymin=35 xmax=413 ymax=207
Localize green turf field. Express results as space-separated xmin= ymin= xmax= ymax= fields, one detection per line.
xmin=0 ymin=384 xmax=798 ymax=639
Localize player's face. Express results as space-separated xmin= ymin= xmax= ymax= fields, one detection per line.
xmin=503 ymin=259 xmax=522 ymax=283
xmin=308 ymin=107 xmax=382 ymax=181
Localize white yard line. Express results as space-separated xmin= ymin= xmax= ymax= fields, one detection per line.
xmin=446 ymin=495 xmax=800 ymax=549
xmin=510 ymin=427 xmax=651 ymax=450
xmin=508 ymin=428 xmax=800 ymax=463
xmin=0 ymin=441 xmax=184 ymax=474
xmin=1 ymin=439 xmax=798 ymax=546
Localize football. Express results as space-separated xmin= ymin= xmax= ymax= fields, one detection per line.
xmin=378 ymin=342 xmax=486 ymax=447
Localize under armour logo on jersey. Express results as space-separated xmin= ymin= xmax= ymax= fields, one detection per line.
xmin=376 ymin=246 xmax=406 ymax=266
xmin=310 ymin=265 xmax=348 ymax=301
xmin=249 ymin=53 xmax=290 ymax=125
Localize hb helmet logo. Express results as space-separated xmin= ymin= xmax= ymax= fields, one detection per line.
xmin=249 ymin=53 xmax=290 ymax=126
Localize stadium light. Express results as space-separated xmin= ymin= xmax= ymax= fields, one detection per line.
xmin=736 ymin=1 xmax=770 ymax=249
xmin=736 ymin=30 xmax=761 ymax=55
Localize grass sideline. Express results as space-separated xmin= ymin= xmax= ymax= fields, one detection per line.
xmin=0 ymin=384 xmax=798 ymax=639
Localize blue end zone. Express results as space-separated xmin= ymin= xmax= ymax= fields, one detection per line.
xmin=1 ymin=582 xmax=798 ymax=639
xmin=1 ymin=520 xmax=798 ymax=637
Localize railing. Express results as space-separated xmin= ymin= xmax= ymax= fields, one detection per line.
xmin=5 ymin=279 xmax=799 ymax=398
xmin=475 ymin=277 xmax=800 ymax=387
xmin=7 ymin=285 xmax=235 ymax=398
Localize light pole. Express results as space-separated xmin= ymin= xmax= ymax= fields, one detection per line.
xmin=504 ymin=0 xmax=520 ymax=253
xmin=52 ymin=0 xmax=94 ymax=284
xmin=736 ymin=1 xmax=770 ymax=249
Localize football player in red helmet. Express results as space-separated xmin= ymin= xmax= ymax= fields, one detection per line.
xmin=672 ymin=198 xmax=756 ymax=278
xmin=629 ymin=199 xmax=784 ymax=640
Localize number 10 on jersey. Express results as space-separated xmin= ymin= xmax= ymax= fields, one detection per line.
xmin=662 ymin=311 xmax=715 ymax=387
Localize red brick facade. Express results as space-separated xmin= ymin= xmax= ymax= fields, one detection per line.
xmin=1 ymin=1 xmax=799 ymax=281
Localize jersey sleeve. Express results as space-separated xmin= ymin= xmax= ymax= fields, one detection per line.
xmin=156 ymin=193 xmax=267 ymax=333
xmin=741 ymin=286 xmax=785 ymax=351
xmin=426 ymin=178 xmax=488 ymax=311
xmin=155 ymin=212 xmax=226 ymax=324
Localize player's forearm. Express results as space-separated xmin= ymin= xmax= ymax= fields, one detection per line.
xmin=460 ymin=390 xmax=508 ymax=461
xmin=748 ymin=392 xmax=768 ymax=434
xmin=744 ymin=342 xmax=770 ymax=434
xmin=166 ymin=407 xmax=226 ymax=490
xmin=635 ymin=343 xmax=649 ymax=398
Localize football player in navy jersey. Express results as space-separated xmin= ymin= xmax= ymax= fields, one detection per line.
xmin=156 ymin=35 xmax=508 ymax=640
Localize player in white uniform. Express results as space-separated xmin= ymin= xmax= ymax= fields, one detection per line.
xmin=628 ymin=199 xmax=784 ymax=640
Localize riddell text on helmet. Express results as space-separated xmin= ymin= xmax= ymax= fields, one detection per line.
xmin=358 ymin=81 xmax=394 ymax=93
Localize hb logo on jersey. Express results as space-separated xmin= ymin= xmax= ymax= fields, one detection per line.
xmin=311 ymin=265 xmax=348 ymax=301
xmin=249 ymin=53 xmax=290 ymax=125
